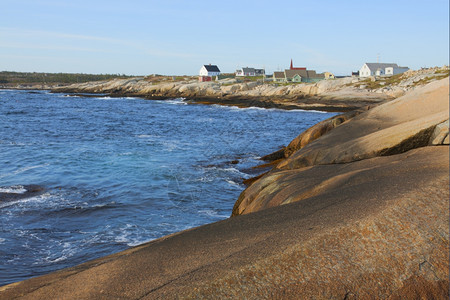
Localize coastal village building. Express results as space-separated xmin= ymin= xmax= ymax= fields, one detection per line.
xmin=199 ymin=64 xmax=221 ymax=82
xmin=273 ymin=62 xmax=330 ymax=83
xmin=270 ymin=59 xmax=331 ymax=83
xmin=290 ymin=59 xmax=306 ymax=71
xmin=273 ymin=71 xmax=286 ymax=82
xmin=359 ymin=63 xmax=409 ymax=78
xmin=235 ymin=67 xmax=265 ymax=77
xmin=323 ymin=72 xmax=335 ymax=79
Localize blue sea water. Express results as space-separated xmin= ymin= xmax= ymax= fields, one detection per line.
xmin=0 ymin=89 xmax=335 ymax=286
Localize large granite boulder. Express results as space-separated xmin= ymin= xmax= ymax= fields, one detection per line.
xmin=282 ymin=108 xmax=368 ymax=158
xmin=278 ymin=78 xmax=449 ymax=170
xmin=233 ymin=78 xmax=449 ymax=215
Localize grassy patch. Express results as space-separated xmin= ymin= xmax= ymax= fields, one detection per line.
xmin=0 ymin=71 xmax=133 ymax=84
xmin=350 ymin=73 xmax=406 ymax=90
xmin=413 ymin=74 xmax=449 ymax=86
xmin=434 ymin=69 xmax=450 ymax=75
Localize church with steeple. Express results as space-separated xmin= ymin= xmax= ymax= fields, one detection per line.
xmin=289 ymin=59 xmax=306 ymax=71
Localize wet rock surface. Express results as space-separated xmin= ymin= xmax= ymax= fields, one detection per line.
xmin=0 ymin=185 xmax=44 ymax=203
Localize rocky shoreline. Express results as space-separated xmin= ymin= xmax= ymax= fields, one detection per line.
xmin=2 ymin=66 xmax=447 ymax=113
xmin=0 ymin=75 xmax=449 ymax=298
xmin=53 ymin=83 xmax=391 ymax=112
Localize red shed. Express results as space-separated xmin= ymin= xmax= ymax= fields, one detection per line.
xmin=199 ymin=76 xmax=212 ymax=82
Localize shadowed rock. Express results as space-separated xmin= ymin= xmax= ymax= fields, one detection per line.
xmin=0 ymin=185 xmax=44 ymax=203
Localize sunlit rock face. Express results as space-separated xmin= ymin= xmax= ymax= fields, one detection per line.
xmin=233 ymin=78 xmax=449 ymax=216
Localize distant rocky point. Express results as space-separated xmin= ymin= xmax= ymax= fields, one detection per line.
xmin=47 ymin=66 xmax=449 ymax=112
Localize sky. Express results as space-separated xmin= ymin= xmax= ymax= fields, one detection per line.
xmin=0 ymin=0 xmax=449 ymax=76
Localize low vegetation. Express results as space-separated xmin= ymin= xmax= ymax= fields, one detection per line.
xmin=413 ymin=74 xmax=449 ymax=86
xmin=0 ymin=71 xmax=133 ymax=85
xmin=351 ymin=73 xmax=404 ymax=90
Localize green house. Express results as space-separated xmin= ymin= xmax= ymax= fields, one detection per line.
xmin=292 ymin=74 xmax=302 ymax=82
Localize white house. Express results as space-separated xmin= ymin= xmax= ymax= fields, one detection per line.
xmin=199 ymin=64 xmax=221 ymax=77
xmin=359 ymin=63 xmax=409 ymax=78
xmin=235 ymin=67 xmax=265 ymax=77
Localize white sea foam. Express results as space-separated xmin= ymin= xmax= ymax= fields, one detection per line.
xmin=137 ymin=134 xmax=159 ymax=139
xmin=0 ymin=163 xmax=49 ymax=179
xmin=0 ymin=193 xmax=50 ymax=209
xmin=0 ymin=185 xmax=26 ymax=194
xmin=157 ymin=98 xmax=187 ymax=105
xmin=195 ymin=176 xmax=214 ymax=183
xmin=198 ymin=209 xmax=228 ymax=219
xmin=161 ymin=141 xmax=180 ymax=152
xmin=61 ymin=94 xmax=80 ymax=98
xmin=211 ymin=103 xmax=328 ymax=113
xmin=118 ymin=152 xmax=133 ymax=156
xmin=116 ymin=96 xmax=139 ymax=100
xmin=226 ymin=180 xmax=241 ymax=187
xmin=113 ymin=224 xmax=154 ymax=247
xmin=202 ymin=166 xmax=247 ymax=176
xmin=35 ymin=254 xmax=69 ymax=264
xmin=0 ymin=238 xmax=5 ymax=244
xmin=32 ymin=241 xmax=76 ymax=265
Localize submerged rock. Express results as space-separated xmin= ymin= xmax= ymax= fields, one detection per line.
xmin=0 ymin=185 xmax=44 ymax=203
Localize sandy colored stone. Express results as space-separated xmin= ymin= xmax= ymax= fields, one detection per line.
xmin=277 ymin=78 xmax=449 ymax=170
xmin=233 ymin=79 xmax=449 ymax=216
xmin=282 ymin=108 xmax=368 ymax=158
xmin=429 ymin=119 xmax=449 ymax=145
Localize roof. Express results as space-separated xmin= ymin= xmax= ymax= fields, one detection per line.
xmin=285 ymin=69 xmax=308 ymax=79
xmin=307 ymin=70 xmax=317 ymax=78
xmin=242 ymin=67 xmax=256 ymax=73
xmin=364 ymin=63 xmax=398 ymax=71
xmin=273 ymin=71 xmax=285 ymax=79
xmin=203 ymin=65 xmax=221 ymax=72
xmin=315 ymin=73 xmax=325 ymax=79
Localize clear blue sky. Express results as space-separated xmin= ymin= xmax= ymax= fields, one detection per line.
xmin=1 ymin=0 xmax=448 ymax=75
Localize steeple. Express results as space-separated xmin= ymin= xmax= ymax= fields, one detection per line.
xmin=290 ymin=59 xmax=293 ymax=70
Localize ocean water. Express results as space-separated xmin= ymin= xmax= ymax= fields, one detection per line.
xmin=0 ymin=89 xmax=335 ymax=286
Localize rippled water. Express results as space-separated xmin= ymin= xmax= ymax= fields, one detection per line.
xmin=0 ymin=89 xmax=335 ymax=285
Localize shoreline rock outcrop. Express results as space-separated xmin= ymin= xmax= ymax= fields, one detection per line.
xmin=233 ymin=78 xmax=449 ymax=216
xmin=0 ymin=77 xmax=448 ymax=299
